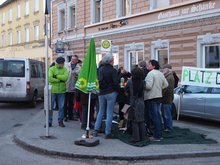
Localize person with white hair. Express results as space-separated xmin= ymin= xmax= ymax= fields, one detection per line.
xmin=92 ymin=53 xmax=119 ymax=139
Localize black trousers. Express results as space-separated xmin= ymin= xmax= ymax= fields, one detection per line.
xmin=64 ymin=92 xmax=74 ymax=119
xmin=119 ymin=102 xmax=125 ymax=120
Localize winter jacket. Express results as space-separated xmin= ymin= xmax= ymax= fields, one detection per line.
xmin=144 ymin=69 xmax=168 ymax=101
xmin=48 ymin=64 xmax=69 ymax=94
xmin=65 ymin=62 xmax=81 ymax=92
xmin=162 ymin=70 xmax=175 ymax=104
xmin=98 ymin=64 xmax=119 ymax=95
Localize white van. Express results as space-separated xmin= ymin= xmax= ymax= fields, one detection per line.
xmin=0 ymin=58 xmax=45 ymax=107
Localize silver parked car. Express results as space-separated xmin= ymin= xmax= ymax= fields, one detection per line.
xmin=173 ymin=85 xmax=220 ymax=122
xmin=0 ymin=58 xmax=45 ymax=107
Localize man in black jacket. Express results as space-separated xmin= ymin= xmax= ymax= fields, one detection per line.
xmin=93 ymin=54 xmax=119 ymax=139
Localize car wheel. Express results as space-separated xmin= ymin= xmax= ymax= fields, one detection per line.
xmin=30 ymin=94 xmax=37 ymax=108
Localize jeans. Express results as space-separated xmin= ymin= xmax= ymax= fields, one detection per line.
xmin=49 ymin=93 xmax=65 ymax=123
xmin=148 ymin=100 xmax=162 ymax=139
xmin=162 ymin=104 xmax=173 ymax=130
xmin=94 ymin=91 xmax=117 ymax=135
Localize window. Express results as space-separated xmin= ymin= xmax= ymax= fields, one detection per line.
xmin=116 ymin=0 xmax=131 ymax=17
xmin=2 ymin=12 xmax=5 ymax=24
xmin=8 ymin=32 xmax=12 ymax=46
xmin=91 ymin=0 xmax=102 ymax=23
xmin=184 ymin=85 xmax=209 ymax=94
xmin=58 ymin=9 xmax=65 ymax=31
xmin=156 ymin=49 xmax=168 ymax=68
xmin=1 ymin=61 xmax=25 ymax=77
xmin=17 ymin=4 xmax=21 ymax=18
xmin=151 ymin=39 xmax=169 ymax=67
xmin=31 ymin=64 xmax=38 ymax=78
xmin=34 ymin=25 xmax=39 ymax=41
xmin=150 ymin=0 xmax=170 ymax=9
xmin=128 ymin=51 xmax=144 ymax=71
xmin=211 ymin=88 xmax=220 ymax=94
xmin=16 ymin=30 xmax=21 ymax=44
xmin=8 ymin=9 xmax=12 ymax=22
xmin=0 ymin=61 xmax=3 ymax=77
xmin=204 ymin=45 xmax=220 ymax=68
xmin=34 ymin=0 xmax=39 ymax=12
xmin=122 ymin=0 xmax=131 ymax=16
xmin=25 ymin=27 xmax=29 ymax=42
xmin=1 ymin=33 xmax=5 ymax=47
xmin=68 ymin=6 xmax=76 ymax=29
xmin=25 ymin=0 xmax=29 ymax=16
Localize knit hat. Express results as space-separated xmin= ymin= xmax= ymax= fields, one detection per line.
xmin=56 ymin=57 xmax=65 ymax=64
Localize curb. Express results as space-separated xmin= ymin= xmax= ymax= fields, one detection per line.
xmin=13 ymin=135 xmax=220 ymax=161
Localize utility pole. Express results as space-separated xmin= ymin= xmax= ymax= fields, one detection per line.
xmin=44 ymin=0 xmax=51 ymax=137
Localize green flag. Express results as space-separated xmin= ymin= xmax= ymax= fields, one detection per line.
xmin=75 ymin=38 xmax=99 ymax=93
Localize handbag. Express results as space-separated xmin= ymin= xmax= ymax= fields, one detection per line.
xmin=73 ymin=100 xmax=82 ymax=110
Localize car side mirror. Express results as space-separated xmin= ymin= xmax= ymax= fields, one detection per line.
xmin=179 ymin=87 xmax=185 ymax=95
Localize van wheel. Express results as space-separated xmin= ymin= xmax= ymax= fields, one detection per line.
xmin=172 ymin=103 xmax=177 ymax=120
xmin=30 ymin=94 xmax=37 ymax=108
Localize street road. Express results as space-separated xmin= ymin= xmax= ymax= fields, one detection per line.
xmin=0 ymin=102 xmax=220 ymax=165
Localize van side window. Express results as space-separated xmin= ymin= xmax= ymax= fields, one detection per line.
xmin=31 ymin=64 xmax=38 ymax=78
xmin=37 ymin=63 xmax=43 ymax=78
xmin=0 ymin=61 xmax=3 ymax=77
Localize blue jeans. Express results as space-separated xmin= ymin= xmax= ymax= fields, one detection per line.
xmin=148 ymin=100 xmax=162 ymax=139
xmin=162 ymin=104 xmax=173 ymax=130
xmin=49 ymin=93 xmax=65 ymax=123
xmin=94 ymin=92 xmax=117 ymax=135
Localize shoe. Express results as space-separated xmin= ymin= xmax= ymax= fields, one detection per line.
xmin=105 ymin=134 xmax=115 ymax=139
xmin=59 ymin=121 xmax=65 ymax=127
xmin=163 ymin=129 xmax=172 ymax=133
xmin=44 ymin=123 xmax=52 ymax=128
xmin=149 ymin=136 xmax=161 ymax=142
xmin=68 ymin=117 xmax=74 ymax=120
xmin=64 ymin=117 xmax=68 ymax=122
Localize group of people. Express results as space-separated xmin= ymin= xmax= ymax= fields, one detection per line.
xmin=47 ymin=53 xmax=179 ymax=143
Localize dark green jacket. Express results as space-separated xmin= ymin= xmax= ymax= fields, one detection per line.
xmin=162 ymin=70 xmax=174 ymax=104
xmin=48 ymin=64 xmax=68 ymax=94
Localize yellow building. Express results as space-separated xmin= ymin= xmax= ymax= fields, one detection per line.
xmin=0 ymin=0 xmax=52 ymax=62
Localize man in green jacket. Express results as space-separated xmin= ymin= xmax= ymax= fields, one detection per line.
xmin=48 ymin=57 xmax=68 ymax=127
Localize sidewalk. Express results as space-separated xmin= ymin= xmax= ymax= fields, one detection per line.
xmin=13 ymin=110 xmax=220 ymax=161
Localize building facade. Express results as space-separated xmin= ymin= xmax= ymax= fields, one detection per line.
xmin=51 ymin=0 xmax=220 ymax=75
xmin=0 ymin=0 xmax=52 ymax=62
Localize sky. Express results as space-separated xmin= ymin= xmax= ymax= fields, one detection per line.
xmin=0 ymin=0 xmax=6 ymax=5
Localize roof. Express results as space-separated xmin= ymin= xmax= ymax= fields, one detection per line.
xmin=0 ymin=0 xmax=14 ymax=9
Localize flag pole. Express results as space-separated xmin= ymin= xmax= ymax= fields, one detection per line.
xmin=86 ymin=92 xmax=91 ymax=138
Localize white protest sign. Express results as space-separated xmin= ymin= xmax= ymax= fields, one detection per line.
xmin=181 ymin=66 xmax=220 ymax=88
xmin=101 ymin=40 xmax=112 ymax=52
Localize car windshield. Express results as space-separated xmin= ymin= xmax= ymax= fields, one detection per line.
xmin=0 ymin=60 xmax=25 ymax=77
